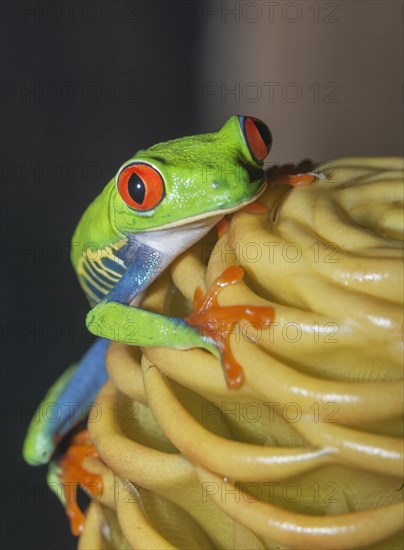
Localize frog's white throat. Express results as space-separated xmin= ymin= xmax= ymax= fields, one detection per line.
xmin=128 ymin=215 xmax=222 ymax=307
xmin=132 ymin=214 xmax=223 ymax=258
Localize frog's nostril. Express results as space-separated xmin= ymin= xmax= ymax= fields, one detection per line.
xmin=238 ymin=116 xmax=272 ymax=161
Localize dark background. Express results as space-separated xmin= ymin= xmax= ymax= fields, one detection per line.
xmin=1 ymin=2 xmax=202 ymax=548
xmin=1 ymin=1 xmax=402 ymax=549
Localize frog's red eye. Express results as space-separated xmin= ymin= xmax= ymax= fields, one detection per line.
xmin=117 ymin=163 xmax=164 ymax=211
xmin=239 ymin=116 xmax=272 ymax=161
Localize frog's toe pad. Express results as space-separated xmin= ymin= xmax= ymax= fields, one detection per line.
xmin=186 ymin=266 xmax=274 ymax=389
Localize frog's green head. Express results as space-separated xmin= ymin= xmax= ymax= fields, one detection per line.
xmin=111 ymin=115 xmax=272 ymax=233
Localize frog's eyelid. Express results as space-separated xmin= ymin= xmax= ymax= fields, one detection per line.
xmin=115 ymin=161 xmax=163 ymax=186
xmin=237 ymin=115 xmax=272 ymax=162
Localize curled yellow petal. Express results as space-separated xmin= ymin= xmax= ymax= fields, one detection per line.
xmin=81 ymin=158 xmax=403 ymax=549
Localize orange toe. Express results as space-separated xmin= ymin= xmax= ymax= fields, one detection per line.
xmin=186 ymin=266 xmax=274 ymax=389
xmin=241 ymin=201 xmax=268 ymax=214
xmin=273 ymin=173 xmax=316 ymax=187
xmin=217 ymin=217 xmax=231 ymax=239
xmin=58 ymin=430 xmax=102 ymax=536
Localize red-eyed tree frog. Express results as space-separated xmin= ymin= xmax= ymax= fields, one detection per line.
xmin=23 ymin=115 xmax=274 ymax=533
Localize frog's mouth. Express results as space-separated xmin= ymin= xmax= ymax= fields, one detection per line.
xmin=143 ymin=181 xmax=267 ymax=232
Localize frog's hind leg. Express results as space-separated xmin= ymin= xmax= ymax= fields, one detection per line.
xmin=50 ymin=338 xmax=110 ymax=442
xmin=23 ymin=338 xmax=109 ymax=466
xmin=23 ymin=339 xmax=109 ymax=535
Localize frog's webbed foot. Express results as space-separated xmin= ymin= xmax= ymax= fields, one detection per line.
xmin=49 ymin=429 xmax=102 ymax=536
xmin=270 ymin=172 xmax=324 ymax=188
xmin=186 ymin=266 xmax=274 ymax=389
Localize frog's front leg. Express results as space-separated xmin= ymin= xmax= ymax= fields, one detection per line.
xmin=86 ymin=237 xmax=219 ymax=357
xmin=87 ymin=301 xmax=219 ymax=357
xmin=23 ymin=338 xmax=109 ymax=466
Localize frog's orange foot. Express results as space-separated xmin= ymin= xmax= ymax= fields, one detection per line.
xmin=58 ymin=430 xmax=102 ymax=536
xmin=271 ymin=173 xmax=316 ymax=188
xmin=186 ymin=266 xmax=274 ymax=389
xmin=240 ymin=200 xmax=268 ymax=214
